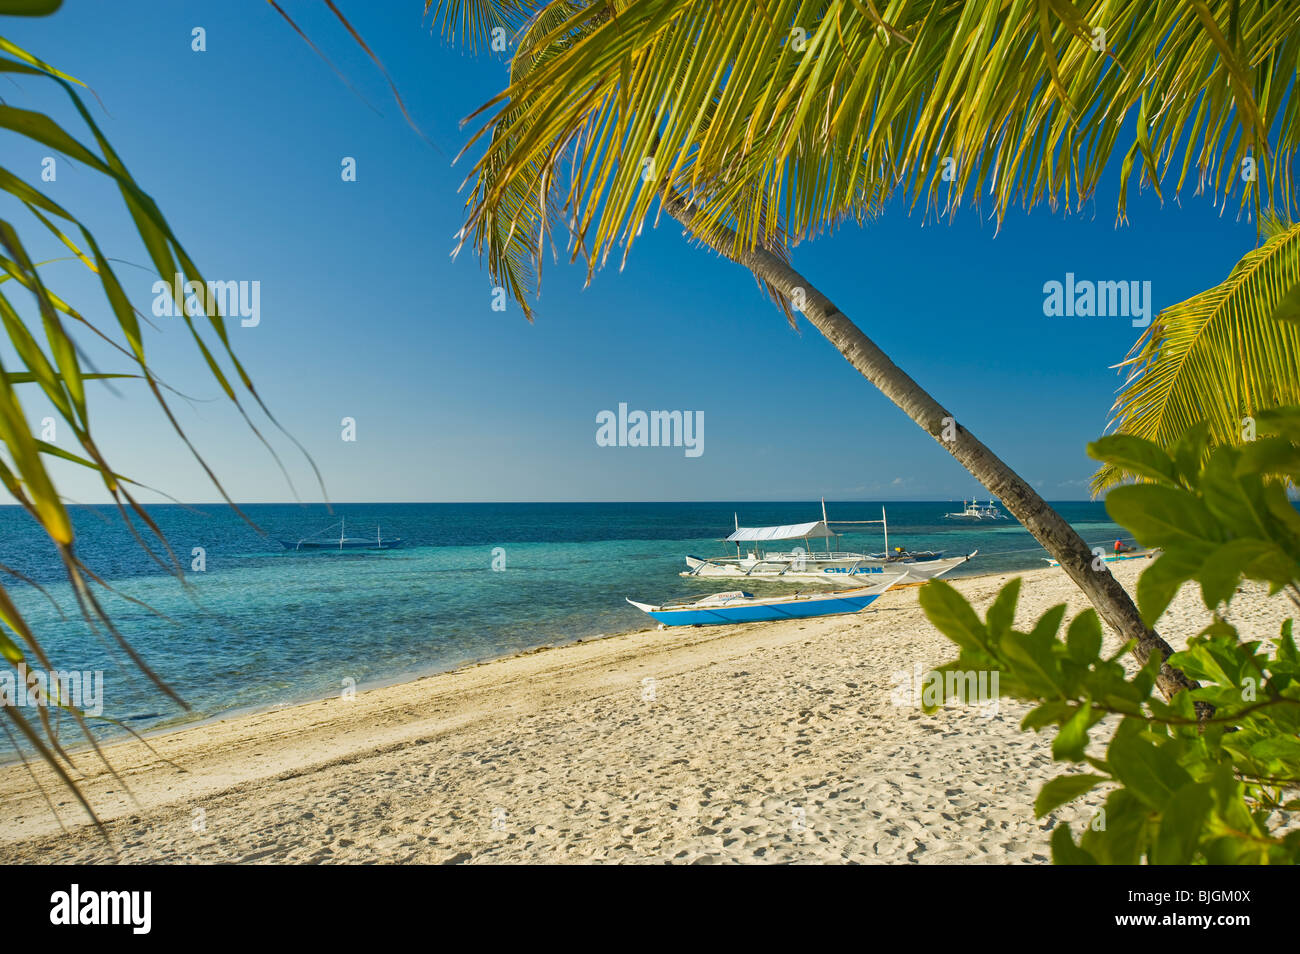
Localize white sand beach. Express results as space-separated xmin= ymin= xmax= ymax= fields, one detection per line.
xmin=0 ymin=562 xmax=1289 ymax=864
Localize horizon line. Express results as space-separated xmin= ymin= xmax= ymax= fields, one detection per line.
xmin=0 ymin=498 xmax=1105 ymax=507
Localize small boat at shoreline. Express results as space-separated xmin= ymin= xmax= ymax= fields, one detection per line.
xmin=627 ymin=578 xmax=898 ymax=627
xmin=682 ymin=502 xmax=975 ymax=584
xmin=278 ymin=518 xmax=402 ymax=551
xmin=1044 ymin=547 xmax=1158 ymax=567
xmin=943 ymin=499 xmax=1006 ymax=520
xmin=683 ymin=549 xmax=975 ymax=583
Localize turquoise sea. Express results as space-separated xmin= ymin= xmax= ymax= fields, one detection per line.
xmin=0 ymin=501 xmax=1128 ymax=751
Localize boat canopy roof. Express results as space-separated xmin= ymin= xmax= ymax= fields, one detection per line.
xmin=725 ymin=520 xmax=837 ymax=542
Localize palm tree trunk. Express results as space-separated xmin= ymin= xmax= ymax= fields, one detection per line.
xmin=664 ymin=195 xmax=1198 ymax=703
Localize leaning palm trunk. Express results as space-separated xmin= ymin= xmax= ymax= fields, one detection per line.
xmin=664 ymin=194 xmax=1196 ymax=703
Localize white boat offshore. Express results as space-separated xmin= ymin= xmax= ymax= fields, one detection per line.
xmin=943 ymin=499 xmax=1006 ymax=520
xmin=681 ymin=503 xmax=976 ymax=586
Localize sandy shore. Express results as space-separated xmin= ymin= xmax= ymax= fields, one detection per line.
xmin=0 ymin=562 xmax=1289 ymax=864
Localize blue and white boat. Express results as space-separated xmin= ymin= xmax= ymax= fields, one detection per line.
xmin=626 ymin=578 xmax=898 ymax=627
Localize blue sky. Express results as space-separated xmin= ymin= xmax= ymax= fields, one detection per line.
xmin=0 ymin=1 xmax=1265 ymax=503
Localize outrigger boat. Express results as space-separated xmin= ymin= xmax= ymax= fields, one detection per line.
xmin=627 ymin=578 xmax=897 ymax=627
xmin=682 ymin=502 xmax=976 ymax=585
xmin=943 ymin=499 xmax=1007 ymax=520
xmin=278 ymin=517 xmax=403 ymax=551
xmin=1044 ymin=546 xmax=1158 ymax=567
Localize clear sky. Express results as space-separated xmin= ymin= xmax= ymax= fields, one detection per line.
xmin=0 ymin=1 xmax=1265 ymax=504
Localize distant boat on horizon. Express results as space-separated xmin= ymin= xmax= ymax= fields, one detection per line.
xmin=943 ymin=499 xmax=1007 ymax=520
xmin=278 ymin=517 xmax=402 ymax=551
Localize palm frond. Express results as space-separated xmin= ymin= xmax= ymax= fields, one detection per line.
xmin=1093 ymin=220 xmax=1300 ymax=492
xmin=436 ymin=0 xmax=1300 ymax=318
xmin=427 ymin=0 xmax=538 ymax=52
xmin=0 ymin=14 xmax=303 ymax=830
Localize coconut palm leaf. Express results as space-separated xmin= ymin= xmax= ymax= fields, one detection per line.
xmin=1271 ymin=277 xmax=1300 ymax=324
xmin=1093 ymin=217 xmax=1300 ymax=492
xmin=0 ymin=0 xmax=313 ymax=833
xmin=429 ymin=0 xmax=536 ymax=51
xmin=436 ymin=0 xmax=1299 ymax=316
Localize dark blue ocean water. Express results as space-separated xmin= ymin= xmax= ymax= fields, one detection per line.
xmin=0 ymin=501 xmax=1125 ymax=747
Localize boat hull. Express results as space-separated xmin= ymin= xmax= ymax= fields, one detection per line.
xmin=627 ymin=583 xmax=894 ymax=627
xmin=1045 ymin=549 xmax=1156 ymax=567
xmin=682 ymin=551 xmax=975 ymax=584
xmin=279 ymin=539 xmax=403 ymax=551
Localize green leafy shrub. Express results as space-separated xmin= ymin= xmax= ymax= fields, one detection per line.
xmin=919 ymin=406 xmax=1300 ymax=864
